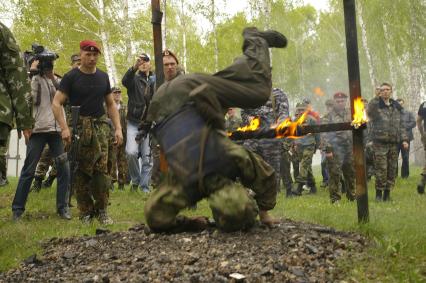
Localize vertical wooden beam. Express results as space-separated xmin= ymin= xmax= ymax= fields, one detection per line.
xmin=151 ymin=0 xmax=164 ymax=89
xmin=343 ymin=0 xmax=369 ymax=223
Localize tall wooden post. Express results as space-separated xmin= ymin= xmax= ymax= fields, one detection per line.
xmin=343 ymin=0 xmax=369 ymax=223
xmin=151 ymin=0 xmax=164 ymax=90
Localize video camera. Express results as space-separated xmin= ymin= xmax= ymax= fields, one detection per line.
xmin=24 ymin=44 xmax=59 ymax=75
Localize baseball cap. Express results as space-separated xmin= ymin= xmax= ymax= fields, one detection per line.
xmin=139 ymin=53 xmax=150 ymax=62
xmin=111 ymin=86 xmax=121 ymax=93
xmin=70 ymin=54 xmax=81 ymax=62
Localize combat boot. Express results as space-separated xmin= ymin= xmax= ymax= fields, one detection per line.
xmin=383 ymin=190 xmax=390 ymax=202
xmin=0 ymin=176 xmax=7 ymax=187
xmin=292 ymin=183 xmax=303 ymax=196
xmin=42 ymin=175 xmax=56 ymax=188
xmin=375 ymin=189 xmax=383 ymax=202
xmin=285 ymin=187 xmax=294 ymax=198
xmin=309 ymin=184 xmax=317 ymax=194
xmin=97 ymin=209 xmax=113 ymax=225
xmin=242 ymin=27 xmax=288 ymax=48
xmin=30 ymin=176 xmax=43 ymax=192
xmin=417 ymin=185 xmax=425 ymax=194
xmin=118 ymin=183 xmax=125 ymax=191
xmin=57 ymin=208 xmax=72 ymax=220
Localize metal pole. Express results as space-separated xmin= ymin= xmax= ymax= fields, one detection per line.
xmin=343 ymin=0 xmax=369 ymax=223
xmin=151 ymin=0 xmax=165 ymax=90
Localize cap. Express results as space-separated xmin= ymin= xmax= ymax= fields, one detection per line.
xmin=111 ymin=86 xmax=121 ymax=93
xmin=162 ymin=48 xmax=179 ymax=64
xmin=70 ymin=54 xmax=81 ymax=62
xmin=295 ymin=102 xmax=306 ymax=110
xmin=139 ymin=53 xmax=150 ymax=62
xmin=333 ymin=92 xmax=348 ymax=99
xmin=302 ymin=97 xmax=311 ymax=105
xmin=80 ymin=40 xmax=101 ymax=53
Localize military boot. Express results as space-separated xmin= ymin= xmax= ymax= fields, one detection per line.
xmin=375 ymin=189 xmax=383 ymax=202
xmin=42 ymin=175 xmax=56 ymax=188
xmin=417 ymin=175 xmax=426 ymax=194
xmin=118 ymin=183 xmax=125 ymax=191
xmin=285 ymin=186 xmax=294 ymax=198
xmin=242 ymin=27 xmax=288 ymax=48
xmin=97 ymin=209 xmax=114 ymax=225
xmin=309 ymin=184 xmax=317 ymax=194
xmin=30 ymin=176 xmax=43 ymax=192
xmin=292 ymin=183 xmax=303 ymax=196
xmin=383 ymin=190 xmax=390 ymax=202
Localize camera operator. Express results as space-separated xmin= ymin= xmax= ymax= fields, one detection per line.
xmin=12 ymin=46 xmax=71 ymax=221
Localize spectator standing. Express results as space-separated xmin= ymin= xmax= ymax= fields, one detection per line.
xmin=52 ymin=40 xmax=123 ymax=224
xmin=122 ymin=53 xmax=155 ymax=192
xmin=395 ymin=98 xmax=416 ymax=178
xmin=367 ymin=83 xmax=408 ymax=201
xmin=416 ymin=101 xmax=426 ymax=194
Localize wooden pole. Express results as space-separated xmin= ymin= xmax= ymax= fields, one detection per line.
xmin=151 ymin=0 xmax=164 ymax=90
xmin=343 ymin=0 xmax=369 ymax=223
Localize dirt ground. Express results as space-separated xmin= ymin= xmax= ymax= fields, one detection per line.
xmin=0 ymin=219 xmax=367 ymax=283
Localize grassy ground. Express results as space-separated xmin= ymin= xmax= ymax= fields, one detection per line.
xmin=0 ymin=167 xmax=425 ymax=282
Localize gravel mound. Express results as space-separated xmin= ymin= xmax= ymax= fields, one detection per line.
xmin=0 ymin=219 xmax=367 ymax=282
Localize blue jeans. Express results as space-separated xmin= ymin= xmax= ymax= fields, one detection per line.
xmin=126 ymin=121 xmax=153 ymax=191
xmin=12 ymin=132 xmax=70 ymax=213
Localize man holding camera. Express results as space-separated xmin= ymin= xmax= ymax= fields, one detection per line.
xmin=122 ymin=53 xmax=155 ymax=192
xmin=12 ymin=45 xmax=71 ymax=221
xmin=52 ymin=40 xmax=123 ymax=224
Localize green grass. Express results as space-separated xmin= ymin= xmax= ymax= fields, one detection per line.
xmin=1 ymin=168 xmax=426 ymax=282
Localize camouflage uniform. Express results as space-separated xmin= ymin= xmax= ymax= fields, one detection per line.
xmin=225 ymin=112 xmax=242 ymax=132
xmin=107 ymin=103 xmax=128 ymax=187
xmin=0 ymin=22 xmax=33 ymax=182
xmin=0 ymin=133 xmax=10 ymax=185
xmin=292 ymin=111 xmax=319 ymax=195
xmin=241 ymin=88 xmax=289 ymax=192
xmin=367 ymin=96 xmax=408 ymax=197
xmin=322 ymin=107 xmax=356 ymax=203
xmin=416 ymin=102 xmax=426 ymax=194
xmin=144 ymin=29 xmax=284 ymax=232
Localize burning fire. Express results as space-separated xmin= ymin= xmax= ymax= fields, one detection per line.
xmin=351 ymin=97 xmax=368 ymax=129
xmin=227 ymin=117 xmax=261 ymax=137
xmin=313 ymin=87 xmax=325 ymax=97
xmin=275 ymin=111 xmax=308 ymax=138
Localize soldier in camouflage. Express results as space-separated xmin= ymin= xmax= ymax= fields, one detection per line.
xmin=52 ymin=40 xmax=123 ymax=224
xmin=143 ymin=27 xmax=287 ymax=233
xmin=0 ymin=22 xmax=33 ymax=186
xmin=416 ymin=101 xmax=426 ymax=194
xmin=107 ymin=87 xmax=128 ymax=191
xmin=367 ymin=83 xmax=408 ymax=201
xmin=322 ymin=92 xmax=356 ymax=203
xmin=292 ymin=102 xmax=319 ymax=195
xmin=0 ymin=134 xmax=10 ymax=186
xmin=241 ymin=87 xmax=289 ymax=193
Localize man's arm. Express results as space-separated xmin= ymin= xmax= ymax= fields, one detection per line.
xmin=407 ymin=111 xmax=416 ymax=130
xmin=52 ymin=90 xmax=70 ymax=144
xmin=105 ymin=93 xmax=123 ymax=146
xmin=418 ymin=115 xmax=424 ymax=137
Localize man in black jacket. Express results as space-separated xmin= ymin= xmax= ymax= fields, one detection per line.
xmin=396 ymin=98 xmax=416 ymax=178
xmin=122 ymin=53 xmax=155 ymax=192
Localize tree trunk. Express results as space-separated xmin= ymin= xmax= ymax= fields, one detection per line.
xmin=262 ymin=0 xmax=272 ymax=63
xmin=211 ymin=0 xmax=219 ymax=72
xmin=381 ymin=22 xmax=398 ymax=95
xmin=357 ymin=0 xmax=377 ymax=90
xmin=181 ymin=0 xmax=187 ymax=72
xmin=162 ymin=0 xmax=167 ymax=48
xmin=123 ymin=0 xmax=132 ymax=66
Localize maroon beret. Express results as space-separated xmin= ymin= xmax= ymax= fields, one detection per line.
xmin=333 ymin=92 xmax=348 ymax=99
xmin=80 ymin=40 xmax=101 ymax=53
xmin=162 ymin=48 xmax=179 ymax=64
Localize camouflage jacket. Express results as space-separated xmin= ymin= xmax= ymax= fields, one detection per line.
xmin=241 ymin=88 xmax=289 ymax=127
xmin=0 ymin=22 xmax=33 ymax=132
xmin=294 ymin=114 xmax=319 ymax=147
xmin=366 ymin=97 xmax=408 ymax=144
xmin=321 ymin=108 xmax=352 ymax=151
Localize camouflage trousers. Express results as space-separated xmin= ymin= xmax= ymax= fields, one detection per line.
xmin=365 ymin=143 xmax=375 ymax=179
xmin=326 ymin=145 xmax=355 ymax=202
xmin=244 ymin=139 xmax=282 ymax=191
xmin=373 ymin=142 xmax=398 ymax=191
xmin=293 ymin=145 xmax=316 ymax=187
xmin=107 ymin=134 xmax=128 ymax=185
xmin=280 ymin=147 xmax=293 ymax=190
xmin=74 ymin=117 xmax=110 ymax=216
xmin=0 ymin=132 xmax=10 ymax=179
xmin=145 ymin=138 xmax=277 ymax=233
xmin=34 ymin=145 xmax=57 ymax=178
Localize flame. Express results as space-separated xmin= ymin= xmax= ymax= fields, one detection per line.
xmin=228 ymin=117 xmax=261 ymax=136
xmin=313 ymin=87 xmax=325 ymax=97
xmin=351 ymin=97 xmax=368 ymax=129
xmin=275 ymin=111 xmax=308 ymax=138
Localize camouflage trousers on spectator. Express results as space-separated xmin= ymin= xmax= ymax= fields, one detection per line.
xmin=0 ymin=132 xmax=10 ymax=180
xmin=326 ymin=145 xmax=355 ymax=202
xmin=107 ymin=134 xmax=128 ymax=186
xmin=280 ymin=140 xmax=293 ymax=191
xmin=74 ymin=117 xmax=110 ymax=216
xmin=373 ymin=142 xmax=398 ymax=191
xmin=34 ymin=145 xmax=57 ymax=178
xmin=365 ymin=143 xmax=375 ymax=180
xmin=244 ymin=139 xmax=282 ymax=191
xmin=293 ymin=145 xmax=316 ymax=187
